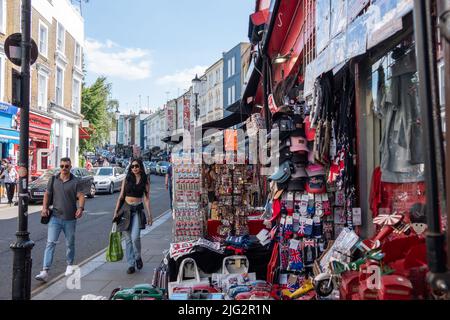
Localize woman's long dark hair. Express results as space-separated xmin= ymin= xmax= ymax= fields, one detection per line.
xmin=126 ymin=158 xmax=149 ymax=194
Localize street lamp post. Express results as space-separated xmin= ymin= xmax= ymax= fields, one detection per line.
xmin=114 ymin=107 xmax=121 ymax=160
xmin=11 ymin=0 xmax=34 ymax=300
xmin=192 ymin=74 xmax=201 ymax=123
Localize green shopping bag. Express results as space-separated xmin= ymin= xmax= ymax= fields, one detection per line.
xmin=106 ymin=223 xmax=123 ymax=262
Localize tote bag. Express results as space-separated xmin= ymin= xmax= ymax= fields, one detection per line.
xmin=106 ymin=223 xmax=123 ymax=262
xmin=168 ymin=258 xmax=211 ymax=298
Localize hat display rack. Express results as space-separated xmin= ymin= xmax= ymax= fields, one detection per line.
xmin=265 ymin=65 xmax=359 ymax=296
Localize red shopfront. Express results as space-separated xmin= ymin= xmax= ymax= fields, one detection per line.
xmin=16 ymin=111 xmax=53 ymax=179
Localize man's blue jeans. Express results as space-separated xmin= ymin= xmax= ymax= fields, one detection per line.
xmin=122 ymin=211 xmax=142 ymax=268
xmin=43 ymin=216 xmax=77 ymax=271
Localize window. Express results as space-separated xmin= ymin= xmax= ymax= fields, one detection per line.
xmin=228 ymin=59 xmax=231 ymax=78
xmin=0 ymin=0 xmax=6 ymax=34
xmin=56 ymin=67 xmax=64 ymax=106
xmin=72 ymin=79 xmax=81 ymax=112
xmin=232 ymin=85 xmax=236 ymax=104
xmin=74 ymin=42 xmax=82 ymax=68
xmin=66 ymin=137 xmax=71 ymax=158
xmin=39 ymin=22 xmax=49 ymax=58
xmin=228 ymin=87 xmax=232 ymax=106
xmin=57 ymin=22 xmax=65 ymax=53
xmin=38 ymin=72 xmax=48 ymax=111
xmin=231 ymin=56 xmax=236 ymax=76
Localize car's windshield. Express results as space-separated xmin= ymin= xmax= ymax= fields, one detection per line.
xmin=35 ymin=169 xmax=59 ymax=182
xmin=95 ymin=168 xmax=113 ymax=176
xmin=159 ymin=162 xmax=170 ymax=167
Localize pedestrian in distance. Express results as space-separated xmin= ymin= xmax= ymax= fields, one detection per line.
xmin=35 ymin=158 xmax=86 ymax=283
xmin=113 ymin=158 xmax=153 ymax=274
xmin=85 ymin=158 xmax=93 ymax=172
xmin=165 ymin=162 xmax=173 ymax=211
xmin=0 ymin=159 xmax=6 ymax=203
xmin=0 ymin=160 xmax=18 ymax=206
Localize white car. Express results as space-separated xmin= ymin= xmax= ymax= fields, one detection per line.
xmin=94 ymin=167 xmax=126 ymax=194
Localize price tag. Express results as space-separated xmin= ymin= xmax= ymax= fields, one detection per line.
xmin=352 ymin=208 xmax=362 ymax=226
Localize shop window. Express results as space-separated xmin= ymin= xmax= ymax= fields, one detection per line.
xmin=365 ymin=36 xmax=426 ymax=221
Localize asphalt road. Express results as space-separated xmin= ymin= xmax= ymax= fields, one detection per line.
xmin=0 ymin=175 xmax=170 ymax=300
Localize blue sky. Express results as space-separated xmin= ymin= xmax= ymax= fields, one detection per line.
xmin=82 ymin=0 xmax=255 ymax=114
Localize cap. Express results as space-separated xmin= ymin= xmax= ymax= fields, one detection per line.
xmin=272 ymin=105 xmax=294 ymax=122
xmin=287 ymin=178 xmax=307 ymax=192
xmin=291 ymin=163 xmax=308 ymax=179
xmin=306 ymin=164 xmax=326 ymax=177
xmin=291 ymin=114 xmax=306 ymax=138
xmin=305 ymin=176 xmax=327 ymax=194
xmin=290 ymin=136 xmax=309 ymax=153
xmin=292 ymin=152 xmax=309 ymax=165
xmin=269 ymin=161 xmax=294 ymax=183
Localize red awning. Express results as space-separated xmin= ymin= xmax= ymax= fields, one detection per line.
xmin=79 ymin=127 xmax=91 ymax=140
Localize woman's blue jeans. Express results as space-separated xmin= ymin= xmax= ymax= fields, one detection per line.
xmin=122 ymin=211 xmax=142 ymax=268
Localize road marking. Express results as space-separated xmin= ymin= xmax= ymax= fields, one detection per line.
xmin=31 ymin=209 xmax=172 ymax=299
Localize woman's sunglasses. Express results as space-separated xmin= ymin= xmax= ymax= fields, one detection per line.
xmin=131 ymin=164 xmax=140 ymax=169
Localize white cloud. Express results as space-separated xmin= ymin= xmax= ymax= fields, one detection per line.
xmin=156 ymin=66 xmax=208 ymax=90
xmin=84 ymin=38 xmax=152 ymax=81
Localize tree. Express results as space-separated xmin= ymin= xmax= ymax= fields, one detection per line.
xmin=80 ymin=77 xmax=114 ymax=155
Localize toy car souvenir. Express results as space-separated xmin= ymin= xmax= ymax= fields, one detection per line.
xmin=110 ymin=284 xmax=165 ymax=300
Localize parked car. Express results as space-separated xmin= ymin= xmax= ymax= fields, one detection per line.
xmin=29 ymin=168 xmax=96 ymax=204
xmin=93 ymin=167 xmax=126 ymax=194
xmin=156 ymin=161 xmax=171 ymax=175
xmin=146 ymin=161 xmax=157 ymax=174
xmin=110 ymin=284 xmax=165 ymax=300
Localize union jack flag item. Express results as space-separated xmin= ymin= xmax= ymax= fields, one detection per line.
xmin=304 ymin=239 xmax=316 ymax=247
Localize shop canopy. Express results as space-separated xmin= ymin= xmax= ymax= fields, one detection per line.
xmin=202 ymin=106 xmax=251 ymax=134
xmin=0 ymin=128 xmax=20 ymax=144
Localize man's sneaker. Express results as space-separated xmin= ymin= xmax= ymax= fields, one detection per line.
xmin=65 ymin=266 xmax=75 ymax=277
xmin=35 ymin=271 xmax=49 ymax=282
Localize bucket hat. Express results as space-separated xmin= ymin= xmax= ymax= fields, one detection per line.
xmin=269 ymin=161 xmax=294 ymax=184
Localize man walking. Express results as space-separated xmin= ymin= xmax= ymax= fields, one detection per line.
xmin=35 ymin=158 xmax=86 ymax=282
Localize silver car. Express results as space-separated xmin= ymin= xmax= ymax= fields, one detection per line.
xmin=94 ymin=167 xmax=126 ymax=194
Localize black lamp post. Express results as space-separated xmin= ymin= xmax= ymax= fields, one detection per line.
xmin=11 ymin=0 xmax=34 ymax=300
xmin=192 ymin=74 xmax=201 ymax=122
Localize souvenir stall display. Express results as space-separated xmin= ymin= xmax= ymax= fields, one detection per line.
xmin=206 ymin=163 xmax=265 ymax=239
xmin=171 ymin=157 xmax=205 ymax=243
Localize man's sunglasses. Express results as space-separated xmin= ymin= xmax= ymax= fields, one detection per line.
xmin=60 ymin=165 xmax=70 ymax=169
xmin=131 ymin=164 xmax=140 ymax=169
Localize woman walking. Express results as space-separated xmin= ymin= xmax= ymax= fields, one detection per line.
xmin=113 ymin=158 xmax=153 ymax=274
xmin=1 ymin=160 xmax=17 ymax=206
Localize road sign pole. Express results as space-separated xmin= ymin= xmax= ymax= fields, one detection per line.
xmin=10 ymin=0 xmax=34 ymax=301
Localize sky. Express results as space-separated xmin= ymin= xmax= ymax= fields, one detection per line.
xmin=82 ymin=0 xmax=255 ymax=114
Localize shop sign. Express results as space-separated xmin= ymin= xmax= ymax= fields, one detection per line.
xmin=183 ymin=97 xmax=190 ymax=132
xmin=347 ymin=0 xmax=370 ymax=24
xmin=224 ymin=130 xmax=238 ymax=152
xmin=329 ymin=32 xmax=347 ymax=70
xmin=330 ymin=0 xmax=348 ymax=39
xmin=366 ymin=0 xmax=412 ymax=49
xmin=304 ymin=60 xmax=317 ymax=97
xmin=166 ymin=105 xmax=174 ymax=132
xmin=315 ymin=0 xmax=332 ymax=55
xmin=346 ymin=14 xmax=368 ymax=60
xmin=0 ymin=102 xmax=19 ymax=115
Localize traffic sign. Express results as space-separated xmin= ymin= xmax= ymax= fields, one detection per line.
xmin=4 ymin=33 xmax=39 ymax=67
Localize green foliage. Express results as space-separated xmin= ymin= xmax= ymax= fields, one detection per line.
xmin=80 ymin=77 xmax=116 ymax=155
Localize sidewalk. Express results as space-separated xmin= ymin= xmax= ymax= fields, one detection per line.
xmin=32 ymin=211 xmax=173 ymax=300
